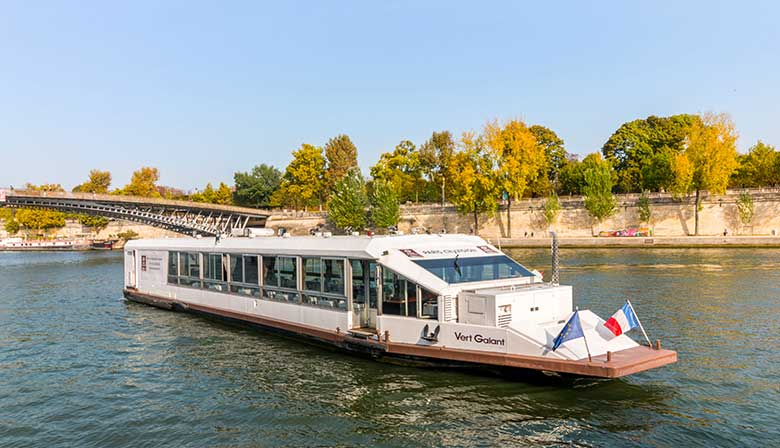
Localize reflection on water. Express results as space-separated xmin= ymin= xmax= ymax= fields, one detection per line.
xmin=0 ymin=249 xmax=778 ymax=447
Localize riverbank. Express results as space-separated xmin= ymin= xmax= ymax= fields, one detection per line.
xmin=491 ymin=235 xmax=780 ymax=248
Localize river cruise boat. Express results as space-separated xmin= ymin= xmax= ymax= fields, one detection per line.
xmin=123 ymin=234 xmax=676 ymax=378
xmin=0 ymin=237 xmax=90 ymax=251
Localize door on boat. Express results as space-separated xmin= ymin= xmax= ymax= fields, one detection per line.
xmin=126 ymin=250 xmax=137 ymax=288
xmin=351 ymin=260 xmax=378 ymax=329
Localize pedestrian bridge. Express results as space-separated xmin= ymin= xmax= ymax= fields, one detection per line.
xmin=0 ymin=189 xmax=270 ymax=236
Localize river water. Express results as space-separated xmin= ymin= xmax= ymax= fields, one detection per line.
xmin=0 ymin=249 xmax=777 ymax=447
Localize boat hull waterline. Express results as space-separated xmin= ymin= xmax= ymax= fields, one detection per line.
xmin=124 ymin=288 xmax=677 ymax=378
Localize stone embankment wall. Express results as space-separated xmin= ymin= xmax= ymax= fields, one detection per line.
xmin=266 ymin=188 xmax=780 ymax=238
xmin=3 ymin=188 xmax=780 ymax=240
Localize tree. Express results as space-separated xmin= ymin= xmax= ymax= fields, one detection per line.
xmin=543 ymin=192 xmax=561 ymax=228
xmin=191 ymin=183 xmax=216 ymax=203
xmin=276 ymin=144 xmax=326 ymax=210
xmin=418 ymin=131 xmax=455 ymax=204
xmin=324 ymin=135 xmax=359 ymax=194
xmin=234 ymin=164 xmax=282 ymax=208
xmin=121 ymin=167 xmax=161 ymax=197
xmin=214 ymin=182 xmax=233 ymax=205
xmin=637 ymin=191 xmax=652 ymax=224
xmin=447 ymin=132 xmax=498 ymax=234
xmin=737 ymin=192 xmax=754 ymax=231
xmin=14 ymin=208 xmax=66 ymax=230
xmin=4 ymin=218 xmax=20 ymax=235
xmin=684 ymin=113 xmax=739 ymax=235
xmin=68 ymin=213 xmax=110 ymax=230
xmin=327 ymin=168 xmax=368 ymax=231
xmin=25 ymin=183 xmax=65 ymax=192
xmin=484 ymin=119 xmax=546 ymax=237
xmin=370 ymin=180 xmax=400 ymax=229
xmin=530 ymin=125 xmax=568 ymax=194
xmin=730 ymin=141 xmax=778 ymax=188
xmin=73 ymin=169 xmax=112 ymax=193
xmin=370 ymin=140 xmax=423 ymax=203
xmin=602 ymin=114 xmax=699 ymax=193
xmin=582 ymin=155 xmax=616 ymax=230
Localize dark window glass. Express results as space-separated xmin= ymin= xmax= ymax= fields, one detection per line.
xmin=244 ymin=255 xmax=259 ymax=284
xmin=351 ymin=260 xmax=366 ymax=305
xmin=230 ymin=254 xmax=243 ymax=283
xmin=263 ymin=256 xmax=278 ymax=287
xmin=421 ymin=288 xmax=438 ymax=320
xmin=368 ymin=262 xmax=378 ymax=308
xmin=323 ymin=259 xmax=345 ymax=295
xmin=168 ymin=251 xmax=178 ymax=284
xmin=303 ymin=257 xmax=321 ymax=291
xmin=406 ymin=280 xmax=418 ymax=317
xmin=382 ymin=269 xmax=405 ymax=316
xmin=187 ymin=253 xmax=200 ymax=278
xmin=278 ymin=257 xmax=297 ymax=289
xmin=413 ymin=255 xmax=534 ymax=284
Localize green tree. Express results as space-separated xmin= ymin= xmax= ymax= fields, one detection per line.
xmin=72 ymin=169 xmax=112 ymax=193
xmin=68 ymin=213 xmax=110 ymax=230
xmin=684 ymin=113 xmax=740 ymax=235
xmin=737 ymin=192 xmax=754 ymax=231
xmin=582 ymin=155 xmax=616 ymax=230
xmin=120 ymin=167 xmax=161 ymax=197
xmin=418 ymin=131 xmax=455 ymax=204
xmin=447 ymin=132 xmax=498 ymax=233
xmin=324 ymin=134 xmax=359 ymax=195
xmin=637 ymin=191 xmax=652 ymax=224
xmin=484 ymin=119 xmax=546 ymax=237
xmin=275 ymin=144 xmax=326 ymax=210
xmin=369 ymin=180 xmax=400 ymax=229
xmin=233 ymin=164 xmax=282 ymax=208
xmin=602 ymin=114 xmax=699 ymax=193
xmin=730 ymin=141 xmax=778 ymax=188
xmin=327 ymin=168 xmax=368 ymax=231
xmin=530 ymin=125 xmax=568 ymax=194
xmin=543 ymin=192 xmax=561 ymax=228
xmin=370 ymin=140 xmax=423 ymax=203
xmin=4 ymin=219 xmax=20 ymax=235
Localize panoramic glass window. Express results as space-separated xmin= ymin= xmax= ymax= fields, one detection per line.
xmin=421 ymin=288 xmax=438 ymax=320
xmin=382 ymin=269 xmax=406 ymax=316
xmin=413 ymin=255 xmax=534 ymax=284
xmin=244 ymin=255 xmax=259 ymax=285
xmin=278 ymin=256 xmax=297 ymax=289
xmin=230 ymin=254 xmax=243 ymax=283
xmin=263 ymin=256 xmax=278 ymax=287
xmin=303 ymin=257 xmax=321 ymax=291
xmin=186 ymin=253 xmax=200 ymax=278
xmin=322 ymin=258 xmax=345 ymax=295
xmin=351 ymin=260 xmax=365 ymax=304
xmin=168 ymin=251 xmax=178 ymax=284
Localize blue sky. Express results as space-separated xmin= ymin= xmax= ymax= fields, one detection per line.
xmin=1 ymin=1 xmax=778 ymax=191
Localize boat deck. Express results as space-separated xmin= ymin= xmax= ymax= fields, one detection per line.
xmin=124 ymin=288 xmax=676 ymax=379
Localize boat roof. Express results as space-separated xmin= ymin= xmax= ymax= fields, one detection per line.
xmin=126 ymin=234 xmax=537 ymax=295
xmin=125 ymin=234 xmax=498 ymax=259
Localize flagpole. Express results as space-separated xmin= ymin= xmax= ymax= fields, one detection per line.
xmin=577 ymin=307 xmax=593 ymax=362
xmin=627 ymin=299 xmax=653 ymax=348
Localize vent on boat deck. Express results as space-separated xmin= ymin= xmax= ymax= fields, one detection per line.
xmin=497 ymin=313 xmax=512 ymax=328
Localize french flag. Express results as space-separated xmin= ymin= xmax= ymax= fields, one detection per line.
xmin=604 ymin=302 xmax=640 ymax=336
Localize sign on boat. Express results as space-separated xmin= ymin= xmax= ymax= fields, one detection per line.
xmin=123 ymin=232 xmax=676 ymax=378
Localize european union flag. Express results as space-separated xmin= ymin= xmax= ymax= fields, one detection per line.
xmin=552 ymin=310 xmax=584 ymax=351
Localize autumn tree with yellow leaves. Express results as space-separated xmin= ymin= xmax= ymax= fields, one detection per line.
xmin=447 ymin=132 xmax=498 ymax=234
xmin=676 ymin=113 xmax=739 ymax=235
xmin=271 ymin=144 xmax=326 ymax=210
xmin=484 ymin=119 xmax=547 ymax=237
